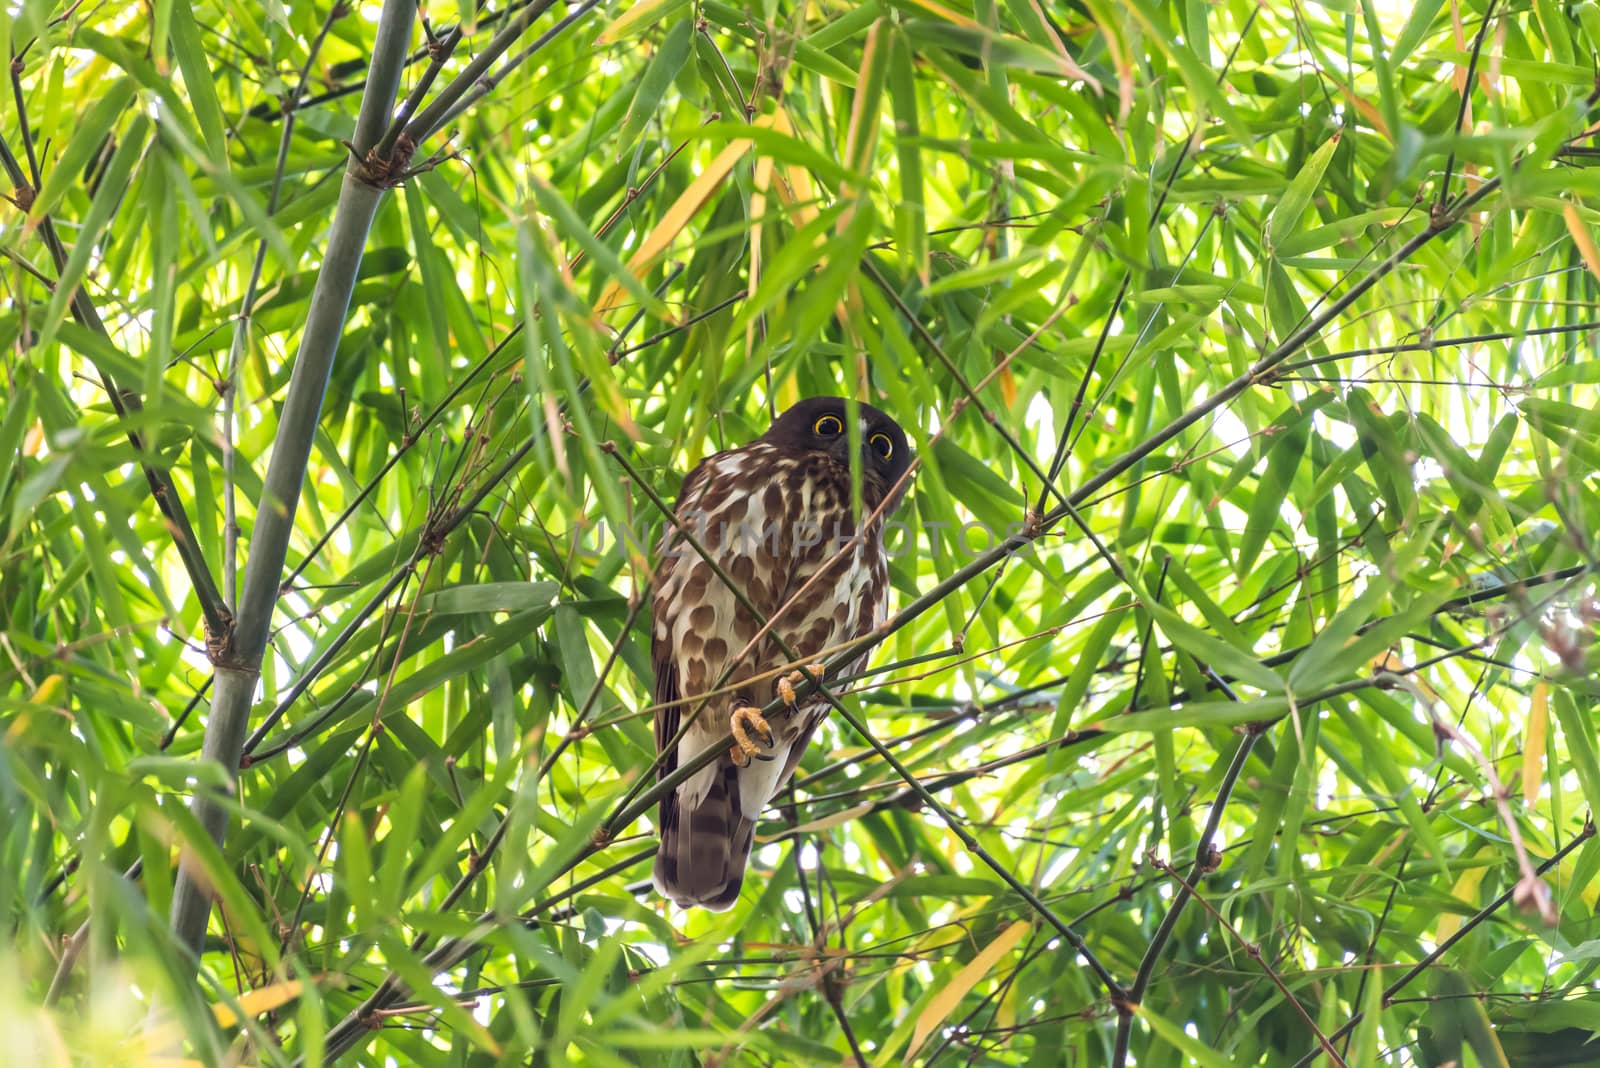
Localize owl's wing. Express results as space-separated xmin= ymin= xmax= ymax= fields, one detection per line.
xmin=651 ymin=457 xmax=713 ymax=788
xmin=652 ymin=454 xmax=768 ymax=910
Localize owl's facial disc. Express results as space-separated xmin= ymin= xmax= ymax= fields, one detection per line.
xmin=764 ymin=396 xmax=913 ymax=511
xmin=814 ymin=411 xmax=881 ymax=472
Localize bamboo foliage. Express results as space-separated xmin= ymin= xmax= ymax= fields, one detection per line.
xmin=3 ymin=0 xmax=1600 ymax=1065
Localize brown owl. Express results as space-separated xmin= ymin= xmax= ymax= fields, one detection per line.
xmin=650 ymin=397 xmax=913 ymax=910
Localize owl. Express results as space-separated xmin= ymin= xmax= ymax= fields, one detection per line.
xmin=650 ymin=397 xmax=913 ymax=910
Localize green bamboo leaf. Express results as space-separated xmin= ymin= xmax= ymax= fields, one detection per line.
xmin=1094 ymin=695 xmax=1290 ymax=734
xmin=28 ymin=76 xmax=136 ymax=224
xmin=845 ymin=20 xmax=892 ymax=174
xmin=1357 ymin=0 xmax=1399 ymax=140
xmin=898 ymin=19 xmax=1088 ymax=79
xmin=1579 ymin=2 xmax=1600 ymax=56
xmin=1352 ymin=963 xmax=1384 ymax=1064
xmin=1236 ymin=397 xmax=1327 ymax=577
xmin=889 ymin=28 xmax=928 ymax=283
xmin=554 ymin=604 xmax=599 ymax=710
xmin=169 ymin=1 xmax=229 ymax=167
xmin=161 ymin=797 xmax=281 ymax=971
xmin=419 ymin=581 xmax=562 ymax=616
xmin=922 ymin=247 xmax=1048 ymax=296
xmin=927 ymin=437 xmax=1023 ymax=535
xmin=376 ymin=761 xmax=430 ymax=917
xmin=598 ymin=0 xmax=691 ymax=43
xmin=1533 ymin=360 xmax=1600 ymax=388
xmin=527 ymin=176 xmax=671 ymax=321
xmin=1390 ymin=0 xmax=1448 ymax=66
xmin=1136 ymin=1005 xmax=1240 ymax=1068
xmin=1273 ymin=208 xmax=1409 ymax=256
xmin=376 ymin=932 xmax=502 ymax=1051
xmin=36 ymin=115 xmax=152 ymax=356
xmin=1288 ymin=581 xmax=1388 ymax=689
xmin=1122 ymin=0 xmax=1253 ymax=145
xmin=1266 ymin=131 xmax=1342 ymax=251
xmin=403 ymin=188 xmax=453 ymax=391
xmin=1141 ymin=598 xmax=1285 ymax=694
xmin=615 ymin=19 xmax=692 ymax=161
xmin=0 ymin=371 xmax=34 ymax=498
xmin=339 ymin=808 xmax=377 ymax=935
xmin=1554 ymin=688 xmax=1600 ymax=815
xmin=1338 ymin=701 xmax=1451 ymax=878
xmin=696 ymin=120 xmax=864 ymax=182
xmin=805 ymin=0 xmax=883 ymax=51
xmin=702 ymin=1 xmax=859 ymax=84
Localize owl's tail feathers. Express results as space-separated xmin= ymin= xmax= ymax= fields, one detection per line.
xmin=653 ymin=772 xmax=755 ymax=913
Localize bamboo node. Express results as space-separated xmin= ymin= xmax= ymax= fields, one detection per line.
xmin=204 ymin=615 xmax=234 ymax=666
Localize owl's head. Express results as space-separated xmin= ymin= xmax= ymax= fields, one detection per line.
xmin=762 ymin=396 xmax=913 ymax=508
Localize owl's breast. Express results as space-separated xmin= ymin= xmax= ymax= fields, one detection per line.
xmin=761 ymin=460 xmax=888 ymax=666
xmin=654 ymin=444 xmax=890 ymax=700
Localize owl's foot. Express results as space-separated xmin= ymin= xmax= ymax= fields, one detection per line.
xmin=776 ymin=663 xmax=827 ymax=706
xmin=729 ymin=706 xmax=775 ymax=767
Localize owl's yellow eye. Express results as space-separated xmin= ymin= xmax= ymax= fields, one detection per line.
xmin=869 ymin=433 xmax=893 ymax=460
xmin=813 ymin=414 xmax=844 ymax=436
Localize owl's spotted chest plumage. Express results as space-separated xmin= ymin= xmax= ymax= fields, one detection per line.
xmin=656 ymin=445 xmax=884 ymax=698
xmin=651 ymin=401 xmax=910 ymax=911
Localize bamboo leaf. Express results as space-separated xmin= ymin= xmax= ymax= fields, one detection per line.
xmin=1266 ymin=132 xmax=1342 ymax=251
xmin=615 ymin=19 xmax=693 ymax=160
xmin=908 ymin=921 xmax=1031 ymax=1060
xmin=593 ymin=131 xmax=753 ymax=314
xmin=1524 ymin=681 xmax=1549 ymax=807
xmin=169 ymin=1 xmax=229 ymax=167
xmin=1141 ymin=598 xmax=1285 ymax=695
xmin=28 ymin=76 xmax=137 ymax=224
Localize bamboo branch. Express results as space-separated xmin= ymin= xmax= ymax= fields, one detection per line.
xmin=222 ymin=2 xmax=350 ymax=611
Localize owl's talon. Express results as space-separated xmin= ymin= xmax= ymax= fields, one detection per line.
xmin=730 ymin=705 xmax=773 ymax=766
xmin=776 ymin=663 xmax=827 ymax=706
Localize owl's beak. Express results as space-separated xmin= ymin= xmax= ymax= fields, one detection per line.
xmin=827 ymin=435 xmax=854 ymax=467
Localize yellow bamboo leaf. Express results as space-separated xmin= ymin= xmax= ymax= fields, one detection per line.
xmin=30 ymin=674 xmax=65 ymax=705
xmin=1436 ymin=856 xmax=1487 ymax=944
xmin=212 ymin=978 xmax=305 ymax=1028
xmin=908 ymin=920 xmax=1030 ymax=1060
xmin=1524 ymin=681 xmax=1548 ymax=806
xmin=777 ymin=163 xmax=821 ymax=227
xmin=763 ymin=110 xmax=824 ymax=227
xmin=1563 ymin=201 xmax=1600 ymax=284
xmin=594 ymin=135 xmax=755 ymax=315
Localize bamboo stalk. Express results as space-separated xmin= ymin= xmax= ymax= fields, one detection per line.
xmin=165 ymin=0 xmax=420 ymax=962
